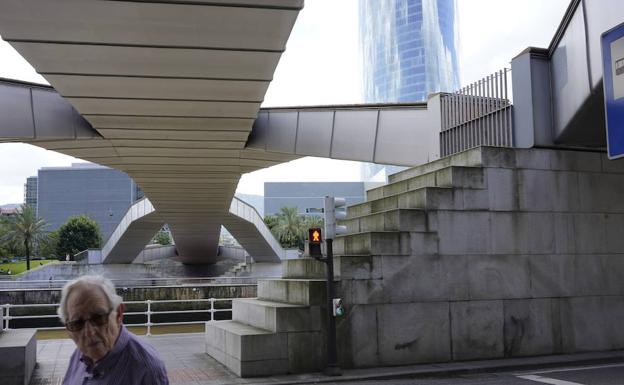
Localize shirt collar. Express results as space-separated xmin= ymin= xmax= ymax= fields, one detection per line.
xmin=79 ymin=325 xmax=130 ymax=377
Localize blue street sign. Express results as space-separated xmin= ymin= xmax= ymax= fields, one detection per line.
xmin=602 ymin=22 xmax=624 ymax=159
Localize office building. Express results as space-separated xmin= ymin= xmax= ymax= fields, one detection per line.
xmin=359 ymin=0 xmax=460 ymax=180
xmin=23 ymin=176 xmax=38 ymax=211
xmin=264 ymin=182 xmax=368 ymax=216
xmin=360 ymin=0 xmax=460 ymax=102
xmin=37 ymin=164 xmax=141 ymax=240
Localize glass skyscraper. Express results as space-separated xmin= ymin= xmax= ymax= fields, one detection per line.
xmin=359 ymin=0 xmax=460 ymax=180
xmin=360 ymin=0 xmax=460 ymax=103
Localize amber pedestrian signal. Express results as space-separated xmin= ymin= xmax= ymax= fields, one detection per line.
xmin=308 ymin=227 xmax=322 ymax=257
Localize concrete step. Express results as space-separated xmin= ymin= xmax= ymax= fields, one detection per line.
xmin=367 ymin=166 xmax=486 ymax=201
xmin=388 ymin=147 xmax=485 ymax=183
xmin=281 ymin=258 xmax=326 ymax=279
xmin=257 ymin=279 xmax=326 ymax=306
xmin=347 ymin=187 xmax=455 ymax=218
xmin=386 ymin=146 xmax=518 ymax=184
xmin=333 ymin=231 xmax=438 ymax=256
xmin=205 ymin=320 xmax=288 ymax=377
xmin=341 ymin=208 xmax=428 ymax=234
xmin=232 ymin=298 xmax=322 ymax=333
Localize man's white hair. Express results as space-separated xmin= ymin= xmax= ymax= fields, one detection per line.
xmin=57 ymin=275 xmax=123 ymax=323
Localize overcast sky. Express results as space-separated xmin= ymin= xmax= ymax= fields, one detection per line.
xmin=0 ymin=0 xmax=569 ymax=204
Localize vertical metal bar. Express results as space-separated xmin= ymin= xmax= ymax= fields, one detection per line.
xmin=146 ymin=300 xmax=152 ymax=336
xmin=505 ymin=68 xmax=511 ymax=145
xmin=489 ymin=74 xmax=494 ymax=146
xmin=479 ymin=79 xmax=484 ymax=146
xmin=499 ymin=69 xmax=504 ymax=145
xmin=452 ymin=92 xmax=457 ymax=128
xmin=210 ymin=298 xmax=215 ymax=322
xmin=460 ymin=89 xmax=464 ymax=151
xmin=470 ymin=83 xmax=475 ymax=148
xmin=6 ymin=304 xmax=10 ymax=330
xmin=324 ymin=238 xmax=341 ymax=375
xmin=462 ymin=87 xmax=466 ymax=126
xmin=483 ymin=77 xmax=488 ymax=146
xmin=495 ymin=70 xmax=500 ymax=146
xmin=441 ymin=96 xmax=445 ymax=130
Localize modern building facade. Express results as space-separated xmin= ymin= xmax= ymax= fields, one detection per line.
xmin=360 ymin=0 xmax=460 ymax=103
xmin=264 ymin=182 xmax=368 ymax=216
xmin=37 ymin=164 xmax=141 ymax=241
xmin=23 ymin=176 xmax=37 ymax=211
xmin=359 ymin=0 xmax=461 ymax=181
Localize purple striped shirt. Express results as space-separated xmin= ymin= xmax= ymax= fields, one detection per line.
xmin=62 ymin=325 xmax=169 ymax=385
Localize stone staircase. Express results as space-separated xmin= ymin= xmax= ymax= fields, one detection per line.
xmin=207 ymin=146 xmax=624 ymax=372
xmin=334 ymin=165 xmax=488 ymax=259
xmin=222 ymin=261 xmax=249 ymax=277
xmin=205 ymin=147 xmax=499 ymax=376
xmin=205 ymin=258 xmax=328 ymax=377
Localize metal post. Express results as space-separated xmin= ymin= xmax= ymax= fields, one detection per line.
xmin=5 ymin=304 xmax=10 ymax=330
xmin=209 ymin=298 xmax=215 ymax=322
xmin=324 ymin=238 xmax=340 ymax=376
xmin=146 ymin=300 xmax=152 ymax=336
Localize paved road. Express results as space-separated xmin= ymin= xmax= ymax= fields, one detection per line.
xmin=31 ymin=334 xmax=624 ymax=385
xmin=322 ymin=363 xmax=624 ymax=385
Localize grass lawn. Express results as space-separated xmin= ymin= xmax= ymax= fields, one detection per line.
xmin=0 ymin=259 xmax=56 ymax=275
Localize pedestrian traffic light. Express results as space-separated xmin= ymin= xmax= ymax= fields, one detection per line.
xmin=324 ymin=196 xmax=347 ymax=240
xmin=332 ymin=298 xmax=344 ymax=317
xmin=308 ymin=227 xmax=322 ymax=257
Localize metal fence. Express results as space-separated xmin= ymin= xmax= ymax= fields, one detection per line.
xmin=440 ymin=68 xmax=513 ymax=157
xmin=1 ymin=298 xmax=232 ymax=336
xmin=0 ymin=276 xmax=260 ymax=290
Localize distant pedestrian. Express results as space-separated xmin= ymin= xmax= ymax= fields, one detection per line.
xmin=57 ymin=275 xmax=169 ymax=384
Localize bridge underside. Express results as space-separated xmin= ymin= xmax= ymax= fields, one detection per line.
xmin=0 ymin=0 xmax=447 ymax=264
xmin=0 ymin=0 xmax=302 ymax=264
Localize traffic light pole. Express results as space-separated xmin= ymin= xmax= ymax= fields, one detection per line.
xmin=324 ymin=238 xmax=341 ymax=376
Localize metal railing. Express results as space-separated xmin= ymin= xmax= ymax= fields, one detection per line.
xmin=440 ymin=68 xmax=513 ymax=157
xmin=0 ymin=276 xmax=260 ymax=290
xmin=1 ymin=298 xmax=233 ymax=336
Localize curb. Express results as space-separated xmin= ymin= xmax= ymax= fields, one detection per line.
xmin=244 ymin=351 xmax=624 ymax=385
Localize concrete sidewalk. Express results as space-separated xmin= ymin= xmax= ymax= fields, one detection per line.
xmin=31 ymin=333 xmax=624 ymax=385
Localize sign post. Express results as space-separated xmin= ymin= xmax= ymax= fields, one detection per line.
xmin=602 ymin=22 xmax=624 ymax=159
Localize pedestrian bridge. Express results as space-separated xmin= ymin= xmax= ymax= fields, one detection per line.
xmin=0 ymin=0 xmax=616 ymax=264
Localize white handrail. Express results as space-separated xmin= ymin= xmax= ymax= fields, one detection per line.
xmin=1 ymin=297 xmax=236 ymax=334
xmin=0 ymin=276 xmax=262 ymax=289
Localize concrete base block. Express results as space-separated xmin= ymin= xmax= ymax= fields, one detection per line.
xmin=287 ymin=332 xmax=324 ymax=373
xmin=503 ymin=299 xmax=558 ymax=357
xmin=205 ymin=320 xmax=289 ymax=377
xmin=281 ymin=258 xmax=325 ymax=279
xmin=450 ymin=300 xmax=504 ymax=360
xmin=0 ymin=329 xmax=37 ymax=385
xmin=378 ymin=302 xmax=451 ymax=365
xmin=337 ymin=304 xmax=379 ymax=368
xmin=232 ymin=298 xmax=321 ymax=333
xmin=257 ymin=279 xmax=326 ymax=306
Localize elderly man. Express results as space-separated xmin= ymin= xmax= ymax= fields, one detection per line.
xmin=57 ymin=275 xmax=169 ymax=384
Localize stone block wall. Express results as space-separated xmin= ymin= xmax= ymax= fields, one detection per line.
xmin=336 ymin=147 xmax=624 ymax=368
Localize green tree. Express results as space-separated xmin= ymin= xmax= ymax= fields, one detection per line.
xmin=270 ymin=207 xmax=305 ymax=249
xmin=1 ymin=204 xmax=48 ymax=270
xmin=56 ymin=215 xmax=102 ymax=259
xmin=303 ymin=215 xmax=324 ymax=229
xmin=263 ymin=214 xmax=279 ymax=231
xmin=152 ymin=229 xmax=172 ymax=246
xmin=38 ymin=230 xmax=59 ymax=259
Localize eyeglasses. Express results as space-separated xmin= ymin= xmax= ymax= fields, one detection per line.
xmin=65 ymin=310 xmax=113 ymax=332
